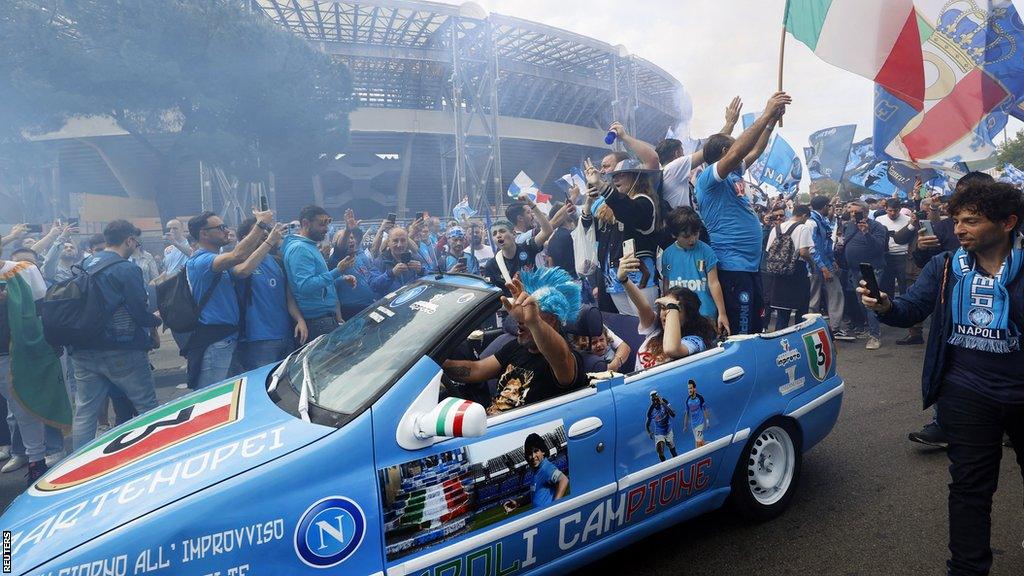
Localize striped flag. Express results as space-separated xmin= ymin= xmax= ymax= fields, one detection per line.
xmin=507 ymin=171 xmax=551 ymax=204
xmin=784 ymin=0 xmax=924 ymax=110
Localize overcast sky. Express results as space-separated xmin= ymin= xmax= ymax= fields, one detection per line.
xmin=443 ymin=0 xmax=1022 ymax=182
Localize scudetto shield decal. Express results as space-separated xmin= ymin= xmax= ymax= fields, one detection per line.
xmin=802 ymin=328 xmax=833 ymax=382
xmin=35 ymin=378 xmax=245 ymax=492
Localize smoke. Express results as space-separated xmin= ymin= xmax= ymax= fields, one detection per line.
xmin=670 ymin=84 xmax=703 ymax=155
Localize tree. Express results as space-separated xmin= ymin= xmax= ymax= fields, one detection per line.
xmin=996 ymin=129 xmax=1024 ymax=169
xmin=0 ymin=0 xmax=353 ymax=218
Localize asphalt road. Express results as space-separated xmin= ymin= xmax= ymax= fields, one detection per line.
xmin=1 ymin=325 xmax=1021 ymax=575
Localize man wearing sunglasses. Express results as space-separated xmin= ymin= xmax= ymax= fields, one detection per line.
xmin=185 ymin=209 xmax=274 ymax=388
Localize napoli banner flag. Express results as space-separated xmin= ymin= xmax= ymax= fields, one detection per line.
xmin=451 ymin=197 xmax=477 ymax=221
xmin=555 ymin=167 xmax=586 ymax=197
xmin=805 ymin=125 xmax=856 ymax=181
xmin=1001 ymin=163 xmax=1024 ymax=188
xmin=849 ymin=161 xmax=938 ymax=198
xmin=874 ymin=1 xmax=1024 ymax=168
xmin=845 ymin=137 xmax=875 ymax=174
xmin=784 ymin=0 xmax=924 ymax=109
xmin=507 ymin=170 xmax=550 ymax=203
xmin=757 ymin=135 xmax=803 ymax=197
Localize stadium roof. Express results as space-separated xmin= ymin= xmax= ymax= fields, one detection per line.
xmin=254 ymin=0 xmax=683 ymax=142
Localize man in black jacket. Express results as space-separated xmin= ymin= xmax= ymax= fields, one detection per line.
xmin=860 ymin=181 xmax=1024 ymax=576
xmin=842 ymin=201 xmax=888 ymax=350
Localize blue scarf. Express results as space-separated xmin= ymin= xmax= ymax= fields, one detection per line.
xmin=948 ymin=242 xmax=1024 ymax=353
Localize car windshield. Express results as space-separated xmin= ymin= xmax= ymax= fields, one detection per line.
xmin=287 ymin=281 xmax=490 ymax=415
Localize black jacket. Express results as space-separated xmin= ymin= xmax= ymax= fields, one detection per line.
xmin=877 ymin=252 xmax=1024 ymax=408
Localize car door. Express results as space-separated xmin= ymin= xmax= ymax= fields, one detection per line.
xmin=371 ymin=356 xmax=618 ymax=576
xmin=609 ymin=339 xmax=758 ymax=528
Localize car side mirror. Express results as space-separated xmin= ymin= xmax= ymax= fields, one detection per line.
xmin=414 ymin=397 xmax=487 ymax=440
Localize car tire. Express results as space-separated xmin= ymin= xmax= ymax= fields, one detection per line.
xmin=729 ymin=419 xmax=802 ymax=521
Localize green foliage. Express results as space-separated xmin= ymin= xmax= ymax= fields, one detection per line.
xmin=996 ymin=129 xmax=1024 ymax=169
xmin=0 ymin=0 xmax=353 ymax=181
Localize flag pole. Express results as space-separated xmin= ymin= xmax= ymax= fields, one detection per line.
xmin=777 ymin=25 xmax=786 ymax=127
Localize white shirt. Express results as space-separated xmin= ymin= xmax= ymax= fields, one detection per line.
xmin=877 ymin=213 xmax=911 ymax=255
xmin=661 ymin=154 xmax=695 ymax=209
xmin=765 ymin=220 xmax=815 ymax=254
xmin=164 ymin=245 xmax=189 ymax=275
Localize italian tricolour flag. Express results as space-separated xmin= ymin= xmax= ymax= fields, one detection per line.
xmin=784 ymin=0 xmax=925 ymax=110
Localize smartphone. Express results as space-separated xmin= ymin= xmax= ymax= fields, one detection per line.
xmin=859 ymin=263 xmax=881 ymax=300
xmin=386 ymin=212 xmax=397 ymax=223
xmin=457 ymin=256 xmax=467 ymax=267
xmin=915 ymin=210 xmax=928 ymax=221
xmin=259 ymin=195 xmax=269 ymax=211
xmin=67 ymin=217 xmax=79 ymax=226
xmin=26 ymin=224 xmax=42 ymax=234
xmin=622 ymin=238 xmax=635 ymax=259
xmin=414 ymin=211 xmax=424 ymax=222
xmin=919 ymin=219 xmax=934 ymax=236
xmin=400 ymin=252 xmax=413 ymax=264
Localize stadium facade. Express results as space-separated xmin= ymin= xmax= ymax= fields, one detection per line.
xmin=15 ymin=0 xmax=684 ymax=229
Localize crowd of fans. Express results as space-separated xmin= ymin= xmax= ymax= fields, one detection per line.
xmin=0 ymin=89 xmax=1011 ymax=485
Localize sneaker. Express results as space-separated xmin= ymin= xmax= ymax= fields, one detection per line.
xmin=854 ymin=328 xmax=871 ymax=339
xmin=0 ymin=445 xmax=10 ymax=461
xmin=44 ymin=451 xmax=65 ymax=467
xmin=26 ymin=459 xmax=48 ymax=486
xmin=2 ymin=454 xmax=27 ymax=473
xmin=865 ymin=336 xmax=881 ymax=350
xmin=175 ymin=383 xmax=190 ymax=390
xmin=909 ymin=422 xmax=948 ymax=448
xmin=896 ymin=333 xmax=924 ymax=345
xmin=832 ymin=329 xmax=856 ymax=342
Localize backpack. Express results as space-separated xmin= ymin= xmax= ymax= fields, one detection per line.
xmin=41 ymin=257 xmax=125 ymax=347
xmin=765 ymin=222 xmax=799 ymax=276
xmin=155 ymin=264 xmax=222 ymax=333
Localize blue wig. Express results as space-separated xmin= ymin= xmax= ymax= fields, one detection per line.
xmin=519 ymin=267 xmax=581 ymax=326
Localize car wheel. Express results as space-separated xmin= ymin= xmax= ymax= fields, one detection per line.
xmin=730 ymin=419 xmax=801 ymax=521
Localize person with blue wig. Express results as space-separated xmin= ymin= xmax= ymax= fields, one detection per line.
xmin=442 ymin=267 xmax=589 ymax=413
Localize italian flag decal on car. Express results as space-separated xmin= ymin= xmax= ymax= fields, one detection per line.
xmin=36 ymin=378 xmax=245 ymax=492
xmin=802 ymin=328 xmax=833 ymax=382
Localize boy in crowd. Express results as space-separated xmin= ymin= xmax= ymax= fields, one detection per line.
xmin=661 ymin=207 xmax=729 ymax=335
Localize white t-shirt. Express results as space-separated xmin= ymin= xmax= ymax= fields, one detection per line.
xmin=661 ymin=154 xmax=695 ymax=209
xmin=765 ymin=220 xmax=815 ymax=254
xmin=635 ymin=322 xmax=706 ymax=370
xmin=876 ymin=213 xmax=911 ymax=255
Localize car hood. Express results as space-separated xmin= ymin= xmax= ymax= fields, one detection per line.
xmin=2 ymin=367 xmax=335 ymax=573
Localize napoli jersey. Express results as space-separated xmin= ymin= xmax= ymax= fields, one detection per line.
xmin=694 ymin=162 xmax=763 ymax=272
xmin=186 ymin=250 xmax=239 ymax=327
xmin=242 ymin=258 xmax=291 ymax=342
xmin=647 ymin=403 xmax=674 ymax=435
xmin=531 ymin=458 xmax=563 ymax=508
xmin=661 ymin=240 xmax=720 ymax=317
xmin=686 ymin=394 xmax=707 ymax=428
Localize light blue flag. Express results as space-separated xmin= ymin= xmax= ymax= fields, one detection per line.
xmin=452 ymin=197 xmax=477 ymax=221
xmin=757 ymin=135 xmax=802 ymax=198
xmin=805 ymin=125 xmax=857 ymax=181
xmin=1001 ymin=164 xmax=1024 ymax=188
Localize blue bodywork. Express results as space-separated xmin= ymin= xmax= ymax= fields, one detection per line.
xmin=1 ymin=275 xmax=843 ymax=576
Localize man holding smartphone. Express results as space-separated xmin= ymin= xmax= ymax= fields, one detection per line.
xmin=859 ymin=181 xmax=1024 ymax=576
xmin=369 ymin=226 xmax=425 ymax=295
xmin=842 ymin=201 xmax=888 ymax=350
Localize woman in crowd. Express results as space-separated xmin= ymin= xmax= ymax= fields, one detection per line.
xmin=617 ymin=254 xmax=716 ymax=370
xmin=582 ymin=156 xmax=662 ymax=316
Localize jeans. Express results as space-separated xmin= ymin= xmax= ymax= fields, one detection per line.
xmin=882 ymin=253 xmax=909 ymax=297
xmin=936 ymin=383 xmax=1024 ymax=576
xmin=71 ymin=349 xmax=158 ymax=450
xmin=809 ymin=269 xmax=845 ymax=331
xmin=197 ymin=336 xmax=238 ymax=389
xmin=306 ymin=316 xmax=340 ymax=341
xmin=235 ymin=338 xmax=293 ymax=373
xmin=0 ymin=356 xmax=45 ymax=462
xmin=849 ymin=265 xmax=883 ymax=338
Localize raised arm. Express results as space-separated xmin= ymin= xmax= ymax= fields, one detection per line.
xmin=232 ymin=224 xmax=284 ymax=278
xmin=609 ymin=121 xmax=659 ymax=170
xmin=442 ymin=356 xmax=502 ymax=384
xmin=715 ymin=92 xmax=790 ymax=180
xmin=743 ymin=117 xmax=778 ymax=169
xmin=617 ymin=255 xmax=657 ymax=331
xmin=526 ymin=198 xmax=555 ymax=247
xmin=211 ymin=209 xmax=274 ymax=272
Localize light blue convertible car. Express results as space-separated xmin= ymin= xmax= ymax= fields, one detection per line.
xmin=2 ymin=274 xmax=843 ymax=576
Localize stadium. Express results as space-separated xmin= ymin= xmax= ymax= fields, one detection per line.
xmin=19 ymin=0 xmax=684 ymax=230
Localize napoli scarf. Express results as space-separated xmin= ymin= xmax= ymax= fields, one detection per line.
xmin=947 ymin=242 xmax=1024 ymax=353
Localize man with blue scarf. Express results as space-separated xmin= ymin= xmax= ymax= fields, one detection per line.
xmin=860 ymin=181 xmax=1024 ymax=576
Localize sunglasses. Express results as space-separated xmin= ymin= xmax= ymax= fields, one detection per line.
xmin=202 ymin=224 xmax=229 ymax=232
